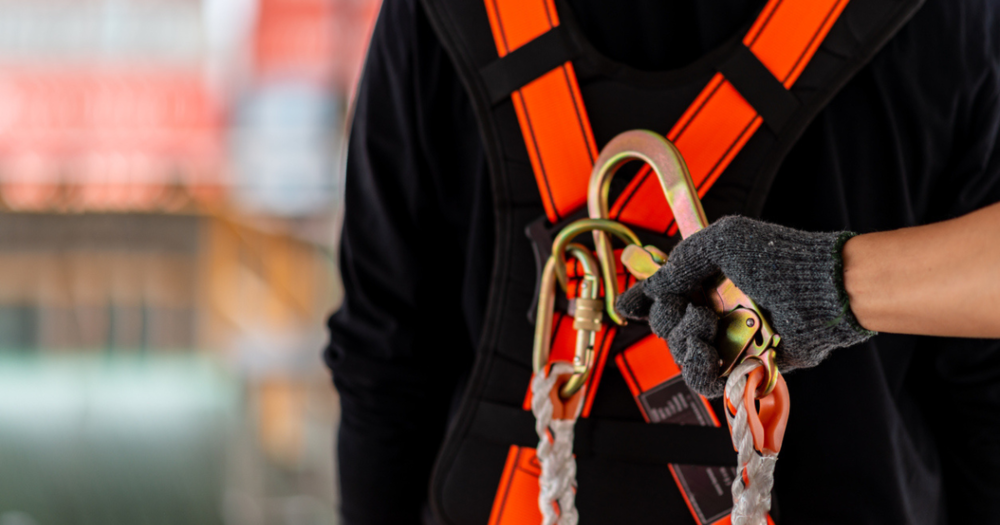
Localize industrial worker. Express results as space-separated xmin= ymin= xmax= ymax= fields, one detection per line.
xmin=325 ymin=0 xmax=1000 ymax=523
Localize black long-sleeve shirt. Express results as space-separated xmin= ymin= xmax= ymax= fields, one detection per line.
xmin=325 ymin=0 xmax=1000 ymax=523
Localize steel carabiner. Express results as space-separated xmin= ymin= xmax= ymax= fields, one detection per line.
xmin=549 ymin=218 xmax=642 ymax=327
xmin=533 ymin=242 xmax=604 ymax=399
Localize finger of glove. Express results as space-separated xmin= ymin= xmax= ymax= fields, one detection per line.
xmin=645 ymin=230 xmax=722 ymax=297
xmin=647 ymin=293 xmax=688 ymax=341
xmin=666 ymin=303 xmax=717 ymax=363
xmin=615 ymin=282 xmax=654 ymax=321
xmin=669 ymin=305 xmax=726 ymax=398
xmin=681 ymin=339 xmax=727 ymax=398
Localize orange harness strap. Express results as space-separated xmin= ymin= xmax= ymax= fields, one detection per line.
xmin=612 ymin=0 xmax=850 ymax=233
xmin=483 ymin=0 xmax=598 ymax=223
xmin=484 ymin=0 xmax=848 ymax=232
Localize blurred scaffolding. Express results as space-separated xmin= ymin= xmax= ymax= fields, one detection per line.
xmin=0 ymin=0 xmax=380 ymax=523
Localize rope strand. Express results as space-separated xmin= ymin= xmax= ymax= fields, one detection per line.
xmin=725 ymin=360 xmax=778 ymax=525
xmin=531 ymin=363 xmax=582 ymax=525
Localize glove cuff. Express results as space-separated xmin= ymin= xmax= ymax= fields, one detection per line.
xmin=763 ymin=227 xmax=875 ymax=370
xmin=831 ymin=231 xmax=877 ymax=339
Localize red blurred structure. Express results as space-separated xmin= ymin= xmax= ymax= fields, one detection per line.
xmin=0 ymin=69 xmax=224 ymax=211
xmin=255 ymin=0 xmax=380 ymax=90
xmin=0 ymin=0 xmax=381 ymax=213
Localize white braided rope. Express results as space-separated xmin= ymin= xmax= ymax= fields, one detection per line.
xmin=725 ymin=360 xmax=778 ymax=525
xmin=531 ymin=362 xmax=583 ymax=525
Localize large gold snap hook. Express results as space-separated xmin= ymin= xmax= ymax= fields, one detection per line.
xmin=586 ymin=130 xmax=781 ymax=397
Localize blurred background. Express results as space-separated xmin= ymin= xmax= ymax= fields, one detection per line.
xmin=0 ymin=0 xmax=380 ymax=523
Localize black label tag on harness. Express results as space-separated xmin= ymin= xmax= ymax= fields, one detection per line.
xmin=640 ymin=375 xmax=716 ymax=425
xmin=645 ymin=376 xmax=736 ymax=524
xmin=616 ymin=335 xmax=745 ymax=525
xmin=670 ymin=463 xmax=738 ymax=524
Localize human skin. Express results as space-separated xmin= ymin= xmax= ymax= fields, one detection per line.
xmin=843 ymin=201 xmax=1000 ymax=337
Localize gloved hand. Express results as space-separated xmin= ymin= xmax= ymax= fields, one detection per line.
xmin=616 ymin=215 xmax=875 ymax=397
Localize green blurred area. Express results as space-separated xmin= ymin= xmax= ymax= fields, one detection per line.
xmin=0 ymin=353 xmax=234 ymax=524
xmin=0 ymin=211 xmax=342 ymax=525
xmin=0 ymin=352 xmax=338 ymax=525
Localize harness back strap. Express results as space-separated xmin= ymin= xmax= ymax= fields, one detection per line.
xmin=483 ymin=0 xmax=849 ymax=233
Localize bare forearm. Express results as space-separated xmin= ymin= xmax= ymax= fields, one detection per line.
xmin=843 ymin=201 xmax=1000 ymax=337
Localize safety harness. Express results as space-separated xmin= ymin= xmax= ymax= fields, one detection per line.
xmin=421 ymin=0 xmax=924 ymax=523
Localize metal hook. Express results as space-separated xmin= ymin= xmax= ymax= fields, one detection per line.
xmin=585 ymin=130 xmax=710 ymax=327
xmin=587 ymin=130 xmax=781 ymax=397
xmin=587 ymin=130 xmax=709 ymax=236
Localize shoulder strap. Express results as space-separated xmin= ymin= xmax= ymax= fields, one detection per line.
xmin=483 ymin=0 xmax=597 ymax=223
xmin=483 ymin=0 xmax=851 ymax=232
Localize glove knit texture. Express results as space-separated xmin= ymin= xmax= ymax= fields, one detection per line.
xmin=617 ymin=216 xmax=875 ymax=397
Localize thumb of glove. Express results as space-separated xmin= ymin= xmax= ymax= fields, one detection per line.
xmin=616 ymin=282 xmax=653 ymax=321
xmin=644 ymin=228 xmax=724 ymax=297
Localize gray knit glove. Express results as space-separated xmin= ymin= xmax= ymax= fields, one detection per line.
xmin=616 ymin=215 xmax=875 ymax=398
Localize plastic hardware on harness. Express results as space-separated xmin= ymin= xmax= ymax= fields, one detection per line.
xmin=726 ymin=365 xmax=790 ymax=456
xmin=724 ymin=361 xmax=790 ymax=525
xmin=591 ymin=130 xmax=782 ymax=398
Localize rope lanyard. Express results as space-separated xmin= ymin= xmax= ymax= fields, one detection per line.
xmin=725 ymin=361 xmax=790 ymax=525
xmin=529 ymin=131 xmax=791 ymax=524
xmin=531 ymin=362 xmax=583 ymax=525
